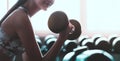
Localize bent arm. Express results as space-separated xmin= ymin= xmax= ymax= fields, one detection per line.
xmin=42 ymin=25 xmax=71 ymax=61
xmin=14 ymin=14 xmax=43 ymax=61
xmin=14 ymin=11 xmax=71 ymax=61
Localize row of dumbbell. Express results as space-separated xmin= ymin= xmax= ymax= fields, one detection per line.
xmin=35 ymin=35 xmax=115 ymax=61
xmin=78 ymin=35 xmax=120 ymax=53
xmin=36 ymin=34 xmax=120 ymax=54
xmin=35 ymin=35 xmax=78 ymax=55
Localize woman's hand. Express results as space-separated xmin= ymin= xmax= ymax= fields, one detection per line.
xmin=59 ymin=22 xmax=75 ymax=39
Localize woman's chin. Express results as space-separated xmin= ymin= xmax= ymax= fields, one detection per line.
xmin=41 ymin=7 xmax=48 ymax=11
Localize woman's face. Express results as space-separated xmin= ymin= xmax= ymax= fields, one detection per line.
xmin=35 ymin=0 xmax=54 ymax=10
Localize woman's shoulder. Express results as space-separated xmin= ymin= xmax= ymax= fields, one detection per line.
xmin=12 ymin=7 xmax=29 ymax=20
xmin=11 ymin=8 xmax=31 ymax=28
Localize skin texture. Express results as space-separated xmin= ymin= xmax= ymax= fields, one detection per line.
xmin=0 ymin=0 xmax=73 ymax=61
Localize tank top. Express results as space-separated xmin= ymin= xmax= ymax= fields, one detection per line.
xmin=0 ymin=28 xmax=25 ymax=61
xmin=0 ymin=6 xmax=29 ymax=61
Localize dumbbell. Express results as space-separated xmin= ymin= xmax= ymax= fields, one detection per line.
xmin=44 ymin=34 xmax=56 ymax=41
xmin=92 ymin=34 xmax=102 ymax=44
xmin=35 ymin=35 xmax=42 ymax=48
xmin=85 ymin=53 xmax=113 ymax=61
xmin=76 ymin=49 xmax=114 ymax=61
xmin=81 ymin=38 xmax=95 ymax=49
xmin=62 ymin=40 xmax=78 ymax=53
xmin=48 ymin=11 xmax=81 ymax=40
xmin=108 ymin=34 xmax=118 ymax=52
xmin=112 ymin=37 xmax=120 ymax=53
xmin=62 ymin=46 xmax=88 ymax=61
xmin=91 ymin=34 xmax=105 ymax=49
xmin=78 ymin=35 xmax=90 ymax=46
xmin=58 ymin=40 xmax=78 ymax=61
xmin=94 ymin=37 xmax=111 ymax=52
xmin=108 ymin=34 xmax=118 ymax=46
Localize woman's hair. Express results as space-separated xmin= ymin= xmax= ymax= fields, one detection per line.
xmin=0 ymin=0 xmax=27 ymax=25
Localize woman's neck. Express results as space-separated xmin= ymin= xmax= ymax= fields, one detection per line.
xmin=23 ymin=0 xmax=41 ymax=17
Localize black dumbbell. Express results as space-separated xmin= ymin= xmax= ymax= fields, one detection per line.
xmin=35 ymin=35 xmax=42 ymax=48
xmin=78 ymin=35 xmax=90 ymax=46
xmin=59 ymin=40 xmax=78 ymax=61
xmin=44 ymin=34 xmax=56 ymax=41
xmin=48 ymin=11 xmax=81 ymax=40
xmin=81 ymin=38 xmax=95 ymax=49
xmin=91 ymin=34 xmax=103 ymax=49
xmin=44 ymin=35 xmax=56 ymax=48
xmin=62 ymin=46 xmax=88 ymax=61
xmin=108 ymin=35 xmax=118 ymax=52
xmin=76 ymin=49 xmax=114 ymax=61
xmin=108 ymin=35 xmax=118 ymax=46
xmin=63 ymin=40 xmax=78 ymax=53
xmin=112 ymin=37 xmax=120 ymax=53
xmin=92 ymin=34 xmax=102 ymax=44
xmin=94 ymin=37 xmax=111 ymax=52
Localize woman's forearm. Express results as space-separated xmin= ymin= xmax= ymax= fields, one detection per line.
xmin=42 ymin=34 xmax=68 ymax=61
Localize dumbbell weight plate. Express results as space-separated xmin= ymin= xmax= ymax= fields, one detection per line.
xmin=67 ymin=19 xmax=81 ymax=40
xmin=48 ymin=11 xmax=69 ymax=33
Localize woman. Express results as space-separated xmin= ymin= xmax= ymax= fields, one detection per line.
xmin=0 ymin=0 xmax=73 ymax=61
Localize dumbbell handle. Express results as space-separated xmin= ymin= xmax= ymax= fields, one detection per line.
xmin=69 ymin=22 xmax=75 ymax=35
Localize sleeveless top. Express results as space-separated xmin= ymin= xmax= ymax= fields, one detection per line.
xmin=0 ymin=6 xmax=29 ymax=61
xmin=0 ymin=28 xmax=25 ymax=61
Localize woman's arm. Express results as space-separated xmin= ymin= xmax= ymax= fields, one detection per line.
xmin=42 ymin=23 xmax=72 ymax=61
xmin=14 ymin=10 xmax=72 ymax=61
xmin=14 ymin=12 xmax=43 ymax=61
